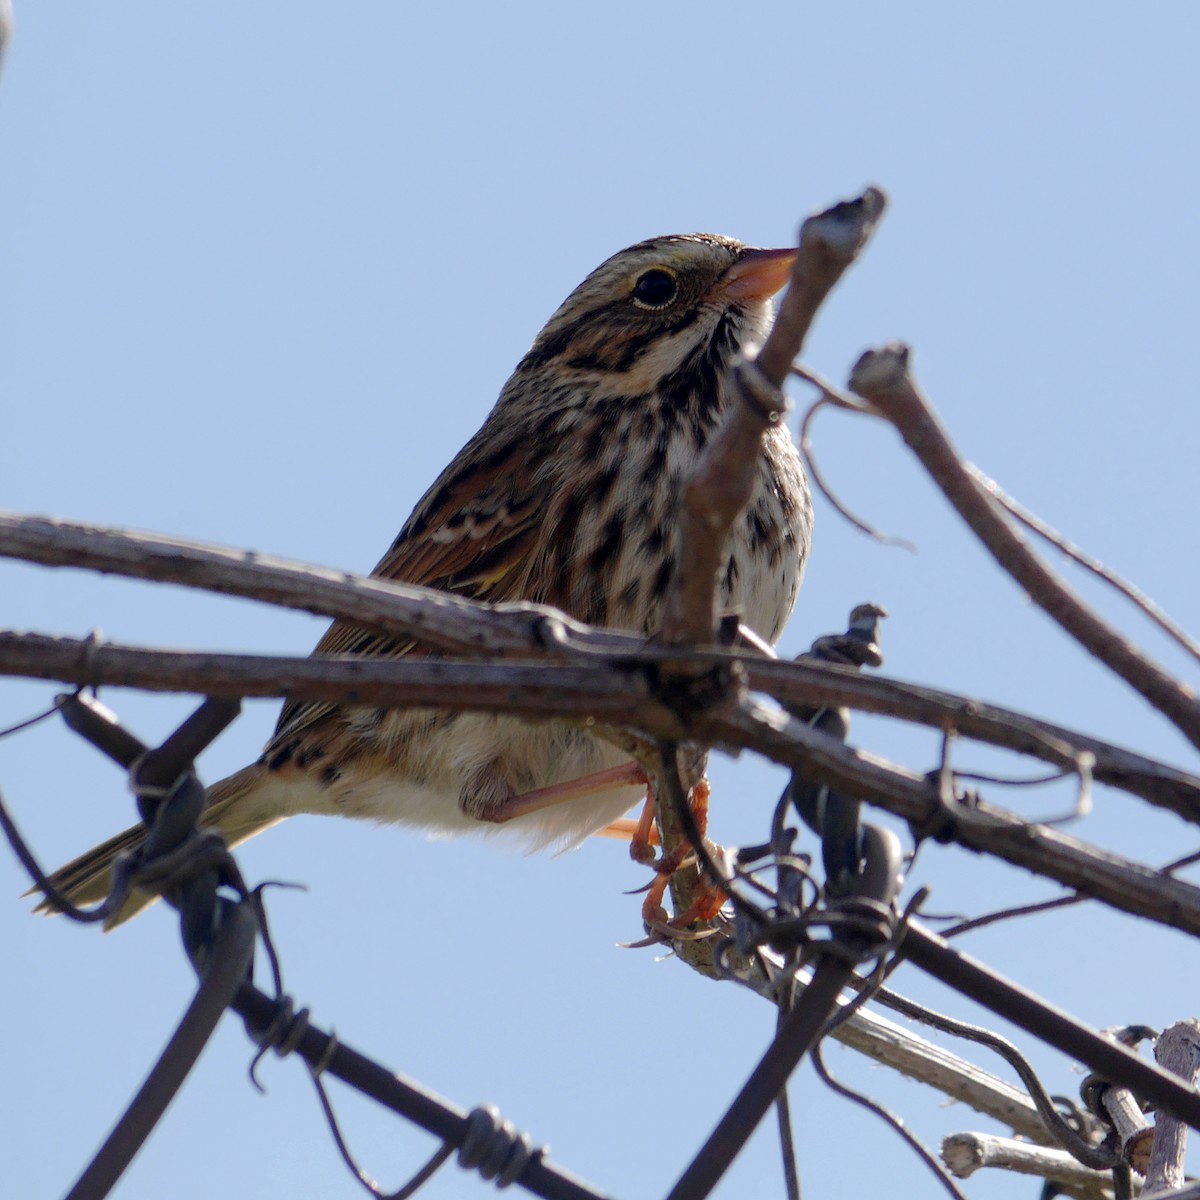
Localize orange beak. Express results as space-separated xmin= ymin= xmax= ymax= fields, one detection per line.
xmin=721 ymin=246 xmax=797 ymax=302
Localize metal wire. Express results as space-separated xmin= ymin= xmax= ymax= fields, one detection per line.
xmin=234 ymin=984 xmax=601 ymax=1200
xmin=899 ymin=921 xmax=1200 ymax=1131
xmin=5 ymin=694 xmax=610 ymax=1200
xmin=307 ymin=1064 xmax=455 ymax=1200
xmin=809 ymin=1042 xmax=967 ymax=1200
xmin=864 ymin=979 xmax=1119 ymax=1169
xmin=0 ymin=694 xmax=66 ymax=740
xmin=64 ymin=902 xmax=259 ymax=1200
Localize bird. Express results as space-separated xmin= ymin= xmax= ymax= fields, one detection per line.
xmin=42 ymin=232 xmax=814 ymax=923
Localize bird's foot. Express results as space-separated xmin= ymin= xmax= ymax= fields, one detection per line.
xmin=638 ymin=864 xmax=728 ymax=941
xmin=626 ymin=778 xmax=728 ymax=943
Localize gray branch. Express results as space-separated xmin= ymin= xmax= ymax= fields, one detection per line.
xmin=1145 ymin=1020 xmax=1200 ymax=1193
xmin=941 ymin=1132 xmax=1112 ymax=1199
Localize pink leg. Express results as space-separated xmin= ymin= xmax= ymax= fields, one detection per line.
xmin=485 ymin=761 xmax=647 ymax=823
xmin=594 ymin=819 xmax=644 ymax=840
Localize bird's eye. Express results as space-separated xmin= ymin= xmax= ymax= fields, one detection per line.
xmin=632 ymin=268 xmax=678 ymax=310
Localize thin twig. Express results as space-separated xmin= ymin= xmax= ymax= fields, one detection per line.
xmin=796 ymin=391 xmax=916 ymax=550
xmin=940 ymin=894 xmax=1081 ymax=937
xmin=968 ymin=463 xmax=1200 ymax=667
xmin=0 ymin=696 xmax=66 ymax=740
xmin=848 ymin=344 xmax=1200 ymax=751
xmin=941 ymin=846 xmax=1200 ymax=937
xmin=790 ymin=362 xmax=874 ymax=413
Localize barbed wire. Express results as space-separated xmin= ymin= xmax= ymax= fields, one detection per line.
xmin=2 ymin=692 xmax=608 ymax=1200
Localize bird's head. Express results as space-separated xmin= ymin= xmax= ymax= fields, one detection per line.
xmin=512 ymin=234 xmax=796 ymax=404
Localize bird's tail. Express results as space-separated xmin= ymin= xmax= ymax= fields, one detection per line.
xmin=33 ymin=763 xmax=279 ymax=928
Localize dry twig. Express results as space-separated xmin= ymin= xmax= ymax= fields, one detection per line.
xmin=848 ymin=344 xmax=1200 ymax=751
xmin=941 ymin=1132 xmax=1112 ymax=1199
xmin=1145 ymin=1020 xmax=1200 ymax=1193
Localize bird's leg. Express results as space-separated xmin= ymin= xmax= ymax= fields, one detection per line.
xmin=627 ymin=790 xmax=660 ymax=864
xmin=469 ymin=760 xmax=648 ymax=824
xmin=593 ymin=791 xmax=659 ymax=863
xmin=593 ymin=814 xmax=660 ymax=845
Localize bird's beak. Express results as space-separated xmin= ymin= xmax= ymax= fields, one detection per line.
xmin=721 ymin=246 xmax=798 ymax=302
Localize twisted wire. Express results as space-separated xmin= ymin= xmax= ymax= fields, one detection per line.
xmin=458 ymin=1105 xmax=545 ymax=1188
xmin=247 ymin=990 xmax=546 ymax=1198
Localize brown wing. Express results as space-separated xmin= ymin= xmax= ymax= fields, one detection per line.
xmin=269 ymin=417 xmax=550 ymax=749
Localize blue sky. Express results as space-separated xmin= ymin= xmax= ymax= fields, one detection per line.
xmin=2 ymin=4 xmax=1199 ymax=1198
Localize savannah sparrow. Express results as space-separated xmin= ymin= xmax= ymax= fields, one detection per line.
xmin=47 ymin=233 xmax=813 ymax=919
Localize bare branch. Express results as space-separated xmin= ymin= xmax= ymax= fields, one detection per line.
xmin=969 ymin=464 xmax=1200 ymax=667
xmin=704 ymin=699 xmax=1200 ymax=938
xmin=659 ymin=187 xmax=887 ymax=647
xmin=8 ymin=513 xmax=1196 ymax=829
xmin=756 ymin=188 xmax=888 ymax=388
xmin=742 ymin=658 xmax=1200 ymax=825
xmin=1145 ymin=1020 xmax=1200 ymax=1193
xmin=0 ymin=512 xmax=611 ymax=659
xmin=941 ymin=1133 xmax=1112 ymax=1198
xmin=848 ymin=345 xmax=1200 ymax=751
xmin=0 ymin=631 xmax=683 ymax=735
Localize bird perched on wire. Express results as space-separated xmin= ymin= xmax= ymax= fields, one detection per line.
xmin=43 ymin=233 xmax=814 ymax=923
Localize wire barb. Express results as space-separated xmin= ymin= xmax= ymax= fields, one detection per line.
xmin=459 ymin=1105 xmax=546 ymax=1189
